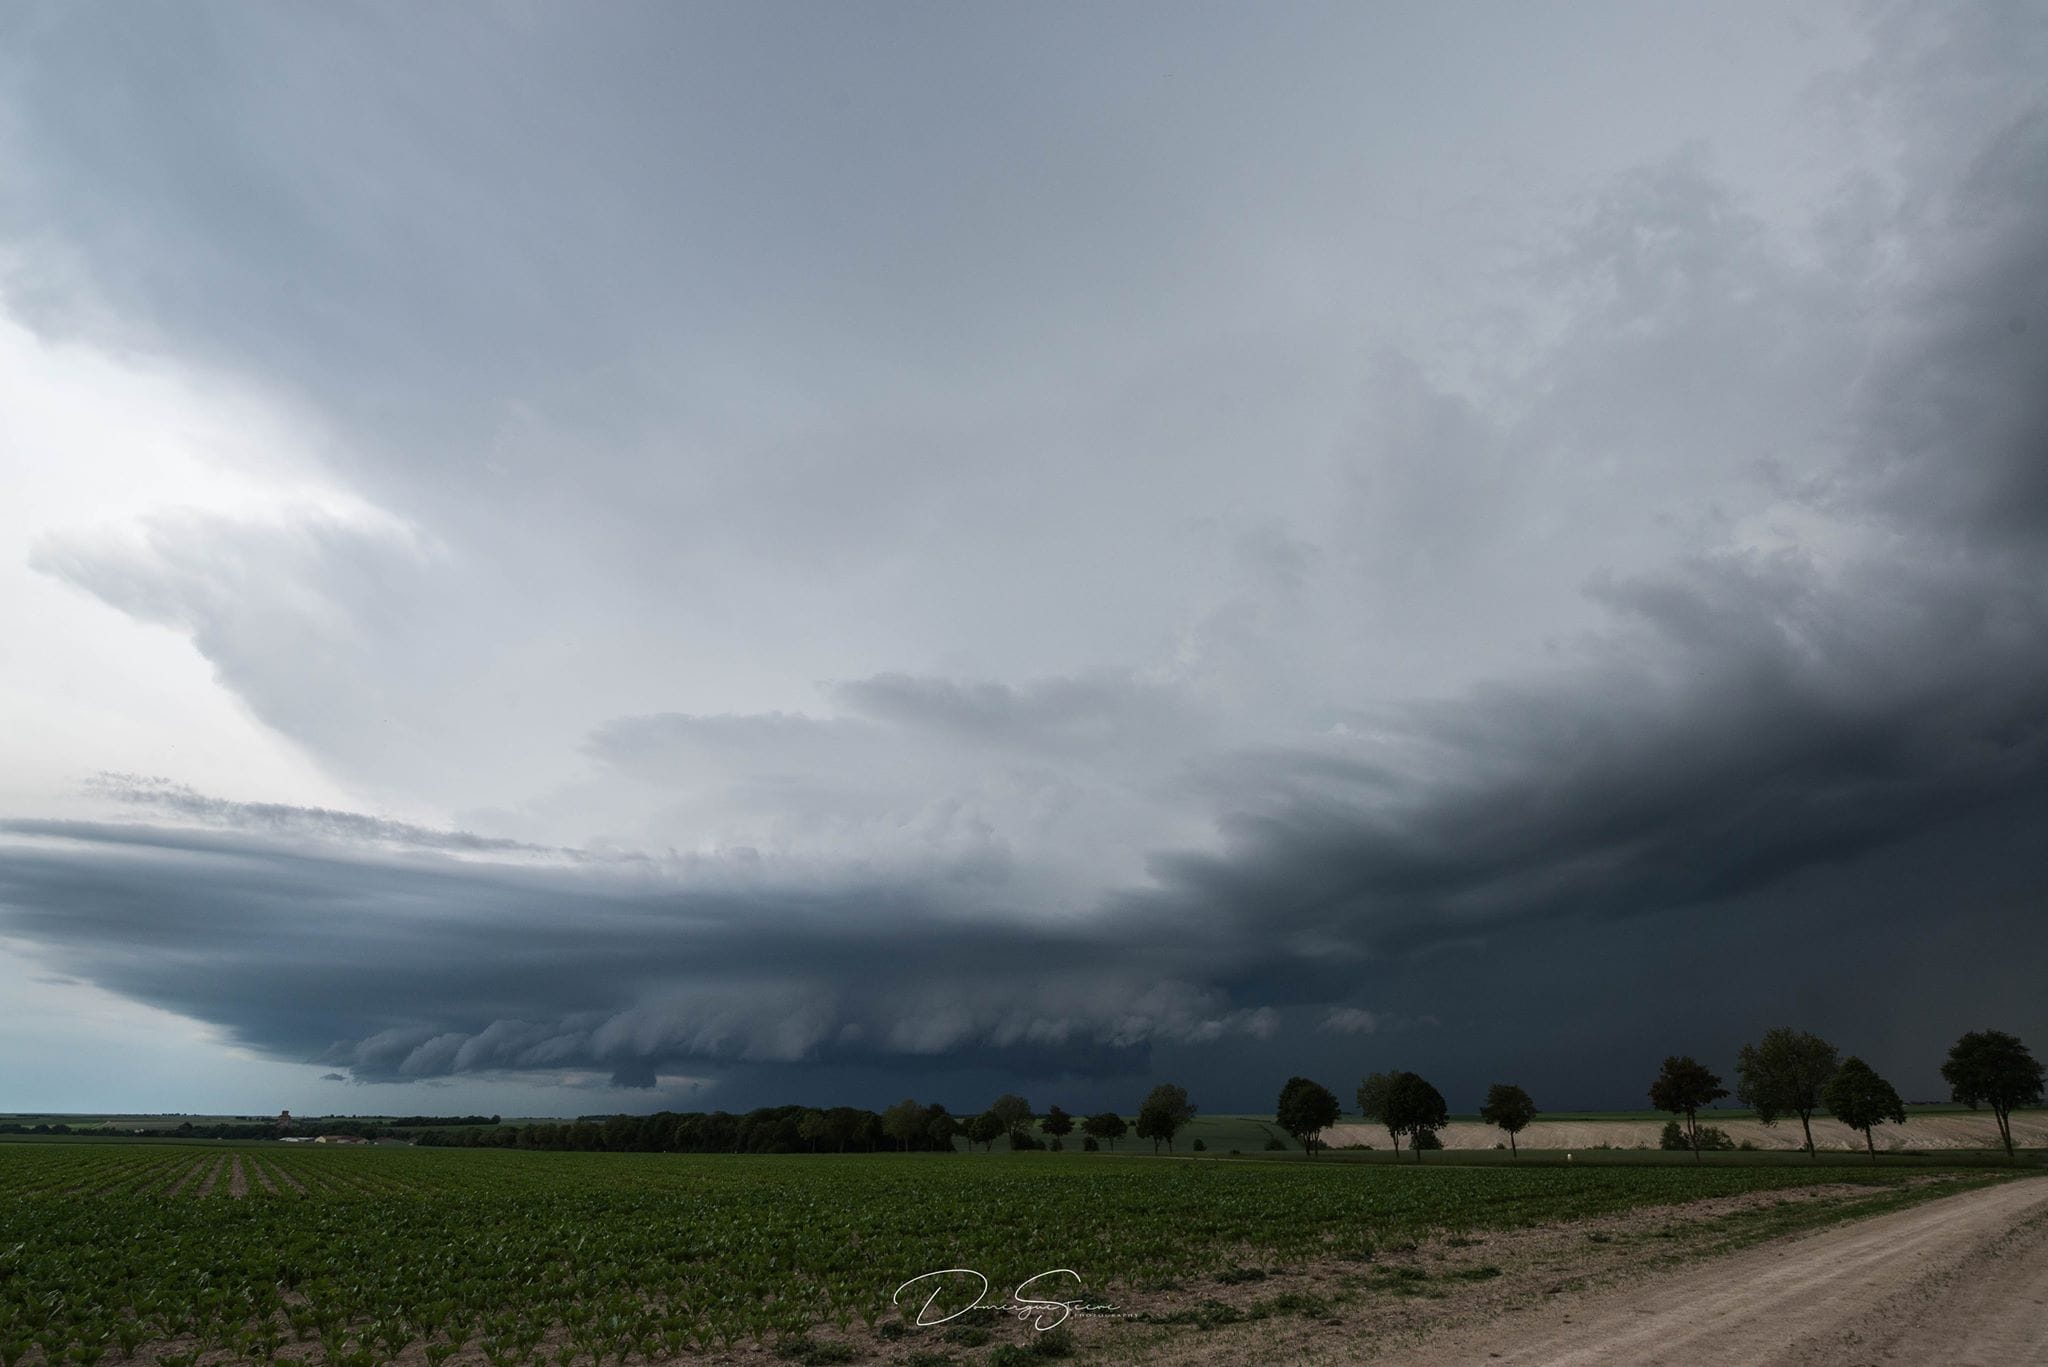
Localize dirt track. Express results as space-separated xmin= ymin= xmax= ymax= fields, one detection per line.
xmin=1372 ymin=1177 xmax=2048 ymax=1366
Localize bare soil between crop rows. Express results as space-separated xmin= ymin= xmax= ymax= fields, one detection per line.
xmin=32 ymin=1173 xmax=2038 ymax=1367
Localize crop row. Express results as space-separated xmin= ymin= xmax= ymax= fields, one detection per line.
xmin=0 ymin=1145 xmax=1922 ymax=1366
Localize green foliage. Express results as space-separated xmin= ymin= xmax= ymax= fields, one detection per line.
xmin=1080 ymin=1113 xmax=1127 ymax=1150
xmin=882 ymin=1099 xmax=926 ymax=1151
xmin=1477 ymin=1084 xmax=1538 ymax=1155
xmin=1649 ymin=1056 xmax=1729 ymax=1161
xmin=1735 ymin=1029 xmax=1839 ymax=1154
xmin=1659 ymin=1121 xmax=1733 ymax=1151
xmin=1134 ymin=1085 xmax=1196 ymax=1153
xmin=1355 ymin=1073 xmax=1398 ymax=1147
xmin=1942 ymin=1029 xmax=2045 ymax=1160
xmin=989 ymin=1096 xmax=1033 ymax=1143
xmin=0 ymin=1139 xmax=1947 ymax=1366
xmin=1824 ymin=1057 xmax=1907 ymax=1159
xmin=1274 ymin=1078 xmax=1341 ymax=1159
xmin=1382 ymin=1073 xmax=1449 ymax=1162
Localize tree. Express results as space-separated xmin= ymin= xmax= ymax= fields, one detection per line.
xmin=1275 ymin=1077 xmax=1341 ymax=1159
xmin=1356 ymin=1072 xmax=1400 ymax=1150
xmin=1083 ymin=1111 xmax=1128 ymax=1151
xmin=926 ymin=1114 xmax=959 ymax=1152
xmin=881 ymin=1098 xmax=924 ymax=1152
xmin=798 ymin=1109 xmax=830 ymax=1153
xmin=1382 ymin=1072 xmax=1449 ymax=1162
xmin=1135 ymin=1084 xmax=1197 ymax=1153
xmin=1040 ymin=1105 xmax=1075 ymax=1141
xmin=1478 ymin=1084 xmax=1538 ymax=1156
xmin=1649 ymin=1056 xmax=1729 ymax=1162
xmin=1942 ymin=1029 xmax=2045 ymax=1162
xmin=1736 ymin=1028 xmax=1839 ymax=1156
xmin=1824 ymin=1057 xmax=1906 ymax=1162
xmin=966 ymin=1112 xmax=1004 ymax=1152
xmin=989 ymin=1094 xmax=1033 ymax=1144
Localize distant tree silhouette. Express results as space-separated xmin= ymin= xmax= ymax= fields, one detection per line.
xmin=881 ymin=1098 xmax=924 ymax=1152
xmin=1478 ymin=1083 xmax=1538 ymax=1156
xmin=1275 ymin=1077 xmax=1341 ymax=1158
xmin=1650 ymin=1056 xmax=1729 ymax=1162
xmin=1383 ymin=1072 xmax=1449 ymax=1162
xmin=1136 ymin=1084 xmax=1196 ymax=1153
xmin=966 ymin=1113 xmax=1004 ymax=1152
xmin=989 ymin=1094 xmax=1033 ymax=1144
xmin=1942 ymin=1030 xmax=2044 ymax=1162
xmin=1824 ymin=1057 xmax=1906 ymax=1162
xmin=1736 ymin=1028 xmax=1839 ymax=1155
xmin=1356 ymin=1072 xmax=1401 ymax=1150
xmin=1040 ymin=1105 xmax=1075 ymax=1141
xmin=1083 ymin=1112 xmax=1128 ymax=1151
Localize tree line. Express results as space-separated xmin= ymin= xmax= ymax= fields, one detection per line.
xmin=1650 ymin=1027 xmax=2042 ymax=1161
xmin=1268 ymin=1027 xmax=2042 ymax=1164
xmin=0 ymin=1115 xmax=501 ymax=1141
xmin=409 ymin=1085 xmax=1205 ymax=1155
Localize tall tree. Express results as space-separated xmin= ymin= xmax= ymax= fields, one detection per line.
xmin=881 ymin=1098 xmax=924 ymax=1152
xmin=1083 ymin=1112 xmax=1128 ymax=1151
xmin=1135 ymin=1084 xmax=1197 ymax=1153
xmin=1736 ymin=1028 xmax=1839 ymax=1155
xmin=966 ymin=1112 xmax=1004 ymax=1152
xmin=1942 ymin=1030 xmax=2045 ymax=1162
xmin=1040 ymin=1105 xmax=1075 ymax=1141
xmin=1823 ymin=1057 xmax=1906 ymax=1162
xmin=1275 ymin=1077 xmax=1341 ymax=1159
xmin=925 ymin=1113 xmax=959 ymax=1153
xmin=1356 ymin=1072 xmax=1401 ymax=1150
xmin=1649 ymin=1056 xmax=1729 ymax=1162
xmin=1478 ymin=1083 xmax=1538 ymax=1156
xmin=1384 ymin=1072 xmax=1449 ymax=1162
xmin=989 ymin=1094 xmax=1033 ymax=1144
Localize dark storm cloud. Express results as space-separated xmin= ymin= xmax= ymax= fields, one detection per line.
xmin=0 ymin=817 xmax=1270 ymax=1091
xmin=4 ymin=4 xmax=2047 ymax=1112
xmin=1135 ymin=85 xmax=2048 ymax=1009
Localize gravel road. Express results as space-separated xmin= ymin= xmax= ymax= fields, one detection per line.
xmin=1374 ymin=1177 xmax=2048 ymax=1366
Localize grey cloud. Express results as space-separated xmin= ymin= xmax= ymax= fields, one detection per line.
xmin=0 ymin=818 xmax=1279 ymax=1095
xmin=3 ymin=6 xmax=2046 ymax=1112
xmin=86 ymin=774 xmax=564 ymax=857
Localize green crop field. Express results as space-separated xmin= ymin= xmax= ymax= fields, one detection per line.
xmin=0 ymin=1140 xmax=1993 ymax=1367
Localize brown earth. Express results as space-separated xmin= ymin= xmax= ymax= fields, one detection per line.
xmin=1323 ymin=1112 xmax=2048 ymax=1152
xmin=26 ymin=1169 xmax=2041 ymax=1367
xmin=1362 ymin=1173 xmax=2048 ymax=1366
xmin=227 ymin=1154 xmax=249 ymax=1198
xmin=164 ymin=1155 xmax=208 ymax=1197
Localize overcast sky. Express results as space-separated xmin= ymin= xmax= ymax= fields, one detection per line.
xmin=2 ymin=2 xmax=2044 ymax=1120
